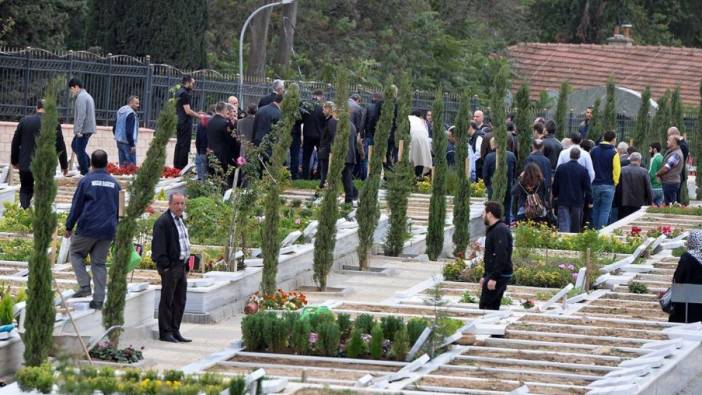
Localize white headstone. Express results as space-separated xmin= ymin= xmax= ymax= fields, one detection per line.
xmin=508 ymin=385 xmax=530 ymax=395
xmin=406 ymin=327 xmax=432 ymax=361
xmin=302 ymin=220 xmax=319 ymax=242
xmin=541 ymin=283 xmax=574 ymax=310
xmin=280 ymin=230 xmax=302 ymax=247
xmin=574 ymin=267 xmax=587 ymax=289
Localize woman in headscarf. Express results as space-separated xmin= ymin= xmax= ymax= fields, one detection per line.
xmin=408 ymin=109 xmax=433 ymax=178
xmin=669 ymin=230 xmax=702 ymax=323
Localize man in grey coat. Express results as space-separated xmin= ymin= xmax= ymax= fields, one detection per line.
xmin=617 ymin=152 xmax=652 ymax=219
xmin=69 ymin=78 xmax=96 ymax=175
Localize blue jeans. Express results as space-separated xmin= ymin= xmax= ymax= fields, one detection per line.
xmin=558 ymin=205 xmax=583 ymax=233
xmin=116 ymin=141 xmax=136 ymax=166
xmin=289 ymin=132 xmax=301 ymax=179
xmin=663 ymin=183 xmax=680 ymax=205
xmin=195 ymin=154 xmax=208 ymax=180
xmin=71 ymin=133 xmax=92 ymax=175
xmin=652 ymin=188 xmax=663 ymax=206
xmin=591 ymin=184 xmax=615 ymax=230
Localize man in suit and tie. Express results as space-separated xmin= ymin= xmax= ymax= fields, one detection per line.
xmin=152 ymin=192 xmax=192 ymax=343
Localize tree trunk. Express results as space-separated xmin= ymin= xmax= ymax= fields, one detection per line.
xmin=247 ymin=7 xmax=272 ymax=79
xmin=275 ymin=1 xmax=297 ymax=69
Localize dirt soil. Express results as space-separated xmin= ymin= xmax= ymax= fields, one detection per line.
xmin=523 ymin=315 xmax=668 ymax=331
xmin=510 ymin=322 xmax=667 ymax=340
xmin=229 ymin=354 xmax=399 ymax=372
xmin=505 ymin=330 xmax=645 ymax=348
xmin=428 ymin=368 xmax=592 ymax=389
xmin=454 ymin=348 xmax=620 ymax=366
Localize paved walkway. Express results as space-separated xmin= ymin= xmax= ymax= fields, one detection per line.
xmin=136 ymin=256 xmax=442 ymax=370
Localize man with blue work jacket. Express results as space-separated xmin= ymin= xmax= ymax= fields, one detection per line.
xmin=65 ymin=150 xmax=121 ymax=310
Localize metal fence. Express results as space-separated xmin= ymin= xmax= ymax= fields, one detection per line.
xmin=0 ymin=47 xmax=697 ymax=145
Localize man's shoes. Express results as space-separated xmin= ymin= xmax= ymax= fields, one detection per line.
xmin=88 ymin=301 xmax=103 ymax=310
xmin=159 ymin=334 xmax=179 ymax=343
xmin=72 ymin=288 xmax=92 ymax=298
xmin=174 ymin=333 xmax=192 ymax=343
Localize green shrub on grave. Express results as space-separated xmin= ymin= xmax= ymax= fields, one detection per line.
xmin=390 ymin=325 xmax=410 ymax=361
xmin=291 ymin=318 xmax=311 ymax=355
xmin=407 ymin=317 xmax=429 ymax=345
xmin=369 ymin=324 xmax=385 ymax=360
xmin=336 ymin=313 xmax=352 ymax=336
xmin=381 ymin=316 xmax=404 ymax=341
xmin=241 ymin=313 xmax=265 ymax=351
xmin=317 ymin=321 xmax=341 ymax=357
xmin=346 ymin=327 xmax=365 ymax=358
xmin=354 ymin=313 xmax=375 ymax=334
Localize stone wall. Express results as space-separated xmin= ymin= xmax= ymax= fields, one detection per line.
xmin=0 ymin=121 xmax=195 ymax=168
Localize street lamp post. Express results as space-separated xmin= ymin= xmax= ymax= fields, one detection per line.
xmin=239 ymin=0 xmax=295 ymax=107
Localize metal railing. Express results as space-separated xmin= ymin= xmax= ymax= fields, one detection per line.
xmin=0 ymin=47 xmax=697 ymax=144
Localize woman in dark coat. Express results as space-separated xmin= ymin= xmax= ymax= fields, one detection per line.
xmin=669 ymin=230 xmax=702 ymax=323
xmin=512 ymin=162 xmax=548 ymax=223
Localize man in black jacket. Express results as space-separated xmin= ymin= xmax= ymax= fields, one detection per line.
xmin=480 ymin=201 xmax=513 ymax=310
xmin=252 ymin=95 xmax=282 ymax=148
xmin=152 ymin=192 xmax=192 ymax=343
xmin=294 ymin=90 xmax=325 ymax=179
xmin=258 ymin=80 xmax=285 ymax=108
xmin=11 ymin=100 xmax=69 ymax=208
xmin=542 ymin=120 xmax=563 ymax=171
xmin=318 ymin=102 xmax=337 ymax=188
xmin=207 ymin=102 xmax=239 ymax=188
xmin=357 ymin=92 xmax=383 ymax=179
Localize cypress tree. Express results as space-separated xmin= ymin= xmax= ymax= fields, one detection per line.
xmin=261 ymin=85 xmax=300 ymax=294
xmin=696 ymin=81 xmax=702 ymax=199
xmin=634 ymin=87 xmax=652 ymax=151
xmin=589 ymin=97 xmax=602 ymax=140
xmin=451 ymin=92 xmax=472 ymax=257
xmin=603 ymin=76 xmax=617 ymax=132
xmin=23 ymin=80 xmax=60 ymax=366
xmin=515 ymin=84 xmax=532 ymax=175
xmin=554 ymin=81 xmax=571 ymax=139
xmin=356 ymin=83 xmax=396 ymax=270
xmin=313 ymin=73 xmax=350 ymax=291
xmin=490 ymin=63 xmax=510 ymax=206
xmin=384 ymin=74 xmax=413 ymax=257
xmin=671 ymin=86 xmax=684 ymax=132
xmin=653 ymin=90 xmax=671 ymax=147
xmin=103 ymin=98 xmax=176 ymax=346
xmin=426 ymin=90 xmax=447 ymax=261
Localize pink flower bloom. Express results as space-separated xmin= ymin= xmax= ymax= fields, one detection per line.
xmin=236 ymin=156 xmax=247 ymax=167
xmin=558 ymin=264 xmax=566 ymax=270
xmin=567 ymin=264 xmax=576 ymax=271
xmin=572 ymin=273 xmax=578 ymax=280
xmin=308 ymin=332 xmax=318 ymax=344
xmin=294 ymin=218 xmax=302 ymax=225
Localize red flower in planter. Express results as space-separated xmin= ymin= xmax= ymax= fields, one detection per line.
xmin=630 ymin=226 xmax=642 ymax=237
xmin=661 ymin=226 xmax=672 ymax=237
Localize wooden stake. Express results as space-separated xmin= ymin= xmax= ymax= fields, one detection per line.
xmin=398 ymin=140 xmax=405 ymax=161
xmin=6 ymin=166 xmax=12 ymax=186
xmin=226 ymin=168 xmax=241 ymax=272
xmin=465 ymin=157 xmax=471 ymax=178
xmin=118 ymin=190 xmax=126 ymax=218
xmin=585 ymin=248 xmax=593 ymax=291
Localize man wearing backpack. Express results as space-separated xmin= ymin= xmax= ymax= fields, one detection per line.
xmin=552 ymin=147 xmax=592 ymax=232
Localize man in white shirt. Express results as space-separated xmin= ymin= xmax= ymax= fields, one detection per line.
xmin=468 ymin=121 xmax=483 ymax=181
xmin=557 ymin=132 xmax=595 ymax=182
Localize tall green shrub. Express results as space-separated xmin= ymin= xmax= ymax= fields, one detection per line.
xmin=426 ymin=90 xmax=447 ymax=261
xmin=260 ymin=85 xmax=300 ymax=294
xmin=317 ymin=321 xmax=341 ymax=357
xmin=346 ymin=327 xmax=364 ymax=358
xmin=356 ymin=83 xmax=396 ymax=270
xmin=603 ymin=76 xmax=617 ymax=132
xmin=515 ymin=84 xmax=532 ymax=175
xmin=634 ymin=86 xmax=652 ymax=151
xmin=452 ymin=92 xmax=472 ymax=257
xmin=384 ymin=74 xmax=413 ymax=257
xmin=671 ymin=86 xmax=684 ymax=132
xmin=696 ymin=81 xmax=702 ymax=199
xmin=104 ymin=99 xmax=176 ymax=346
xmin=490 ymin=63 xmax=510 ymax=205
xmin=554 ymin=81 xmax=571 ymax=139
xmin=589 ymin=97 xmax=602 ymax=140
xmin=313 ymin=73 xmax=350 ymax=291
xmin=369 ymin=324 xmax=384 ymax=359
xmin=23 ymin=81 xmax=60 ymax=366
xmin=653 ymin=90 xmax=671 ymax=147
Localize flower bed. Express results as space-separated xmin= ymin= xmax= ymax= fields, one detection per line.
xmin=0 ymin=238 xmax=33 ymax=261
xmin=16 ymin=363 xmax=246 ymax=395
xmin=647 ymin=206 xmax=702 ymax=216
xmin=244 ymin=289 xmax=308 ymax=314
xmin=514 ymin=222 xmax=643 ymax=254
xmin=241 ymin=308 xmax=456 ymax=361
xmin=106 ymin=163 xmax=181 ymax=178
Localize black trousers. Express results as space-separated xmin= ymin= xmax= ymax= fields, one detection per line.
xmin=302 ymin=136 xmax=321 ymax=179
xmin=479 ymin=277 xmax=508 ymax=310
xmin=318 ymin=157 xmax=329 ymax=188
xmin=158 ymin=263 xmax=187 ymax=337
xmin=342 ymin=163 xmax=358 ymax=203
xmin=174 ymin=122 xmax=192 ymax=169
xmin=19 ymin=170 xmax=34 ymax=209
